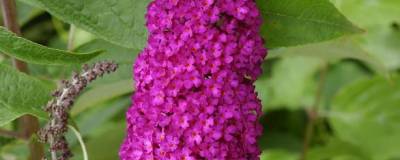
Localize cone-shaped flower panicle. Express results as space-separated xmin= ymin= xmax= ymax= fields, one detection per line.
xmin=120 ymin=0 xmax=267 ymax=159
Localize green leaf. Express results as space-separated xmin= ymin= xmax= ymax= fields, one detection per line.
xmin=27 ymin=39 xmax=138 ymax=80
xmin=260 ymin=150 xmax=298 ymax=160
xmin=0 ymin=137 xmax=14 ymax=148
xmin=256 ymin=57 xmax=322 ymax=110
xmin=331 ymin=0 xmax=400 ymax=27
xmin=258 ymin=131 xmax=303 ymax=151
xmin=0 ymin=26 xmax=101 ymax=65
xmin=70 ymin=28 xmax=97 ymax=50
xmin=74 ymin=39 xmax=140 ymax=86
xmin=256 ymin=0 xmax=363 ymax=48
xmin=322 ymin=62 xmax=369 ymax=108
xmin=71 ymin=122 xmax=125 ymax=160
xmin=66 ymin=96 xmax=129 ymax=148
xmin=17 ymin=0 xmax=44 ymax=26
xmin=259 ymin=110 xmax=307 ymax=150
xmin=75 ymin=39 xmax=140 ymax=65
xmin=331 ymin=0 xmax=400 ymax=70
xmin=268 ymin=39 xmax=386 ymax=74
xmin=0 ymin=64 xmax=51 ymax=126
xmin=20 ymin=0 xmax=151 ymax=48
xmin=307 ymin=138 xmax=369 ymax=160
xmin=359 ymin=25 xmax=400 ymax=70
xmin=329 ymin=75 xmax=400 ymax=160
xmin=74 ymin=96 xmax=130 ymax=137
xmin=71 ymin=79 xmax=133 ymax=116
xmin=0 ymin=140 xmax=30 ymax=159
xmin=0 ymin=54 xmax=5 ymax=63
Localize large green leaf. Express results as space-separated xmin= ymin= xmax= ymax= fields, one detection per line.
xmin=20 ymin=0 xmax=150 ymax=49
xmin=256 ymin=0 xmax=363 ymax=48
xmin=0 ymin=64 xmax=51 ymax=126
xmin=330 ymin=75 xmax=400 ymax=160
xmin=0 ymin=26 xmax=101 ymax=65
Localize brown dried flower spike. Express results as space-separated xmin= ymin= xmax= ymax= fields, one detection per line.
xmin=38 ymin=61 xmax=118 ymax=160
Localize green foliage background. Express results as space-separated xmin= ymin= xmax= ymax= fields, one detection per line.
xmin=0 ymin=0 xmax=399 ymax=159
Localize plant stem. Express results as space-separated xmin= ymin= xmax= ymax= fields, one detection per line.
xmin=0 ymin=0 xmax=44 ymax=159
xmin=67 ymin=25 xmax=76 ymax=51
xmin=300 ymin=62 xmax=328 ymax=160
xmin=69 ymin=125 xmax=88 ymax=160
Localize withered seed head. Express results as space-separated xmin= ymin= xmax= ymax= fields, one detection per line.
xmin=38 ymin=61 xmax=118 ymax=160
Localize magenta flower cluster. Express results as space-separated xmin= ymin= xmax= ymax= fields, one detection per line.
xmin=120 ymin=0 xmax=267 ymax=159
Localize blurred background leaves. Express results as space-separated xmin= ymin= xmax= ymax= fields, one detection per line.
xmin=256 ymin=0 xmax=400 ymax=160
xmin=0 ymin=0 xmax=399 ymax=160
